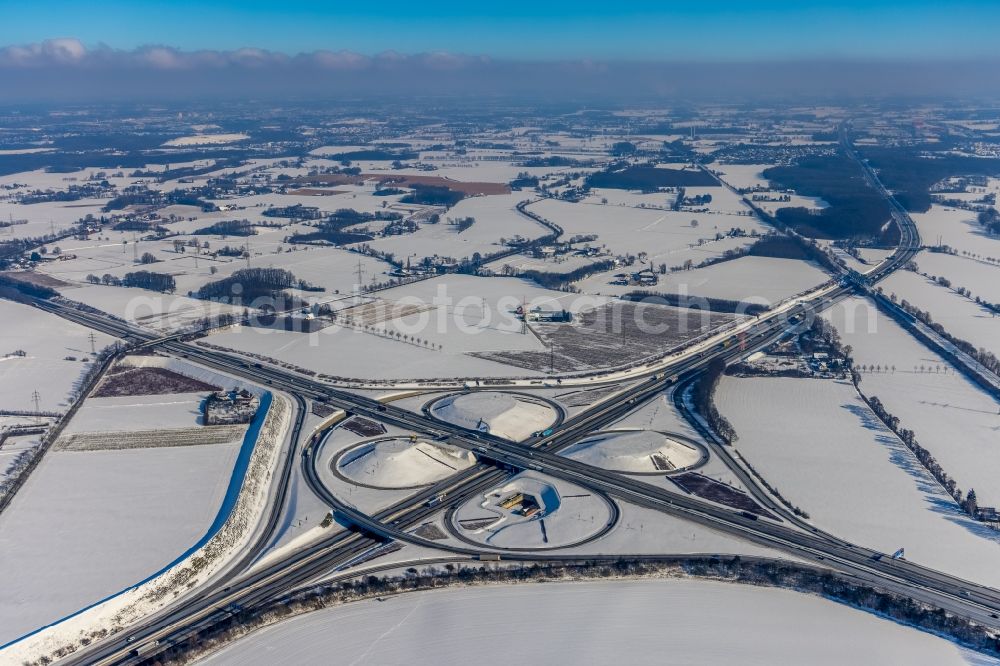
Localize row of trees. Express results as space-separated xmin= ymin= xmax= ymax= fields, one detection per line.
xmin=85 ymin=270 xmax=176 ymax=293
xmin=141 ymin=556 xmax=1000 ymax=666
xmin=691 ymin=357 xmax=737 ymax=444
xmin=448 ymin=216 xmax=476 ymax=233
xmin=896 ymin=299 xmax=1000 ymax=375
xmin=518 ymin=259 xmax=616 ymax=291
xmin=862 ymin=393 xmax=979 ymax=517
xmin=917 ymin=268 xmax=1000 ymax=316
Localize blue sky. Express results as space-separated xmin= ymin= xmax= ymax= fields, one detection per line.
xmin=1 ymin=0 xmax=996 ymax=60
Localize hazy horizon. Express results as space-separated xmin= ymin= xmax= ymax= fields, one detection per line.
xmin=3 ymin=39 xmax=1000 ymax=103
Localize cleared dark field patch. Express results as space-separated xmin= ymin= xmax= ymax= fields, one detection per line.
xmin=312 ymin=401 xmax=337 ymax=418
xmin=670 ymin=472 xmax=777 ymax=519
xmin=2 ymin=271 xmax=71 ymax=289
xmin=93 ymin=366 xmax=220 ymax=397
xmin=341 ymin=416 xmax=387 ymax=437
xmin=459 ymin=518 xmax=497 ymax=530
xmin=412 ymin=523 xmax=448 ymax=540
xmin=473 ymin=302 xmax=735 ymax=373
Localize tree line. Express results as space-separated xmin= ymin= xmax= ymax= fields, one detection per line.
xmin=691 ymin=357 xmax=737 ymax=444
xmin=85 ymin=270 xmax=176 ymax=293
xmin=133 ymin=556 xmax=1000 ymax=666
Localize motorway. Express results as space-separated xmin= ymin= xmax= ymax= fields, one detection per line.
xmin=19 ymin=132 xmax=1000 ymax=663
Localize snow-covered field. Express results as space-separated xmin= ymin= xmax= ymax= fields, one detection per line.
xmin=203 ymin=322 xmax=542 ymax=381
xmin=753 ymin=193 xmax=829 ymax=215
xmin=40 ymin=233 xmax=396 ymax=307
xmin=914 ymin=251 xmax=1000 ymax=304
xmin=911 ymin=204 xmax=1000 ymax=259
xmin=0 ymin=442 xmax=240 ymax=645
xmin=162 ymin=133 xmax=249 ymax=147
xmin=882 ymin=268 xmax=999 ymax=358
xmin=530 ymin=198 xmax=768 ymax=261
xmin=364 ymin=193 xmax=546 ymax=264
xmin=201 ymin=272 xmax=618 ymax=381
xmin=825 ymin=297 xmax=1000 ymax=508
xmin=717 ymin=375 xmax=1000 ymax=588
xmin=0 ymin=299 xmax=116 ymax=412
xmin=576 ymin=255 xmax=828 ymax=304
xmin=197 ymin=579 xmax=991 ymax=666
xmin=711 ymin=163 xmax=773 ymax=190
xmin=61 ymin=392 xmax=207 ymax=433
xmin=59 ymin=284 xmax=242 ymax=333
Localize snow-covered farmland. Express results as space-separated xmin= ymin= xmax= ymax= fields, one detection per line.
xmin=530 ymin=198 xmax=768 ymax=261
xmin=825 ymin=297 xmax=1000 ymax=508
xmin=0 ymin=299 xmax=116 ymax=412
xmin=914 ymin=251 xmax=1000 ymax=304
xmin=911 ymin=204 xmax=1000 ymax=259
xmin=197 ymin=580 xmax=991 ymax=666
xmin=718 ymin=375 xmax=1000 ymax=588
xmin=39 ymin=231 xmax=397 ymax=316
xmin=59 ymin=284 xmax=241 ymax=333
xmin=202 ymin=322 xmax=543 ymax=382
xmin=0 ymin=441 xmax=240 ymax=645
xmin=202 ymin=273 xmax=616 ymax=381
xmin=712 ymin=163 xmax=773 ymax=190
xmin=882 ymin=268 xmax=999 ymax=358
xmin=61 ymin=392 xmax=208 ymax=433
xmin=364 ymin=193 xmax=547 ymax=264
xmin=576 ymin=256 xmax=828 ymax=304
